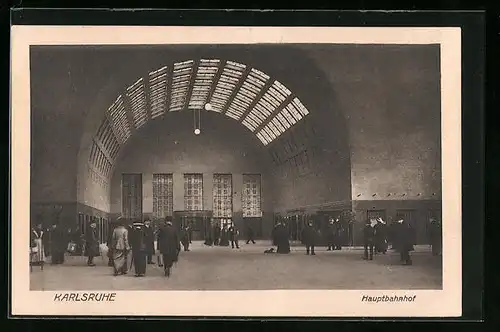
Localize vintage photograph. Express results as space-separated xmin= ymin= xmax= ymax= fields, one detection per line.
xmin=28 ymin=43 xmax=443 ymax=291
xmin=11 ymin=25 xmax=462 ymax=317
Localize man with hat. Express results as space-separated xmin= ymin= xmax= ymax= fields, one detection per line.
xmin=129 ymin=219 xmax=148 ymax=277
xmin=84 ymin=220 xmax=99 ymax=266
xmin=157 ymin=221 xmax=181 ymax=277
xmin=363 ymin=219 xmax=376 ymax=260
xmin=301 ymin=220 xmax=317 ymax=255
xmin=144 ymin=218 xmax=155 ymax=264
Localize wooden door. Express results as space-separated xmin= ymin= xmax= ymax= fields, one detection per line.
xmin=122 ymin=173 xmax=143 ymax=220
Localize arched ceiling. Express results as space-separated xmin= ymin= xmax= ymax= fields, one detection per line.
xmin=89 ymin=58 xmax=311 ymax=179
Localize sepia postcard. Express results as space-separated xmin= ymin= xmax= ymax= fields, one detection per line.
xmin=10 ymin=25 xmax=462 ymax=317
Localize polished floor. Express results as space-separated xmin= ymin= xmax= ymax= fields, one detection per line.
xmin=30 ymin=242 xmax=442 ymax=291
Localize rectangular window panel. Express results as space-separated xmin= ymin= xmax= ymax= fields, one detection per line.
xmin=213 ymin=174 xmax=233 ymax=218
xmin=242 ymin=174 xmax=262 ymax=218
xmin=126 ymin=78 xmax=148 ymax=129
xmin=153 ymin=174 xmax=174 ymax=219
xmin=107 ymin=95 xmax=131 ymax=144
xmin=184 ymin=174 xmax=203 ymax=211
xmin=121 ymin=173 xmax=143 ymax=219
xmin=149 ymin=66 xmax=168 ymax=119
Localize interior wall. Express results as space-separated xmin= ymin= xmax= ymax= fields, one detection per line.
xmin=109 ymin=112 xmax=275 ymax=228
xmin=304 ymin=44 xmax=442 ymax=200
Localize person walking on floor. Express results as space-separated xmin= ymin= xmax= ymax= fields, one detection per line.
xmin=229 ymin=224 xmax=240 ymax=249
xmin=395 ymin=218 xmax=415 ymax=265
xmin=84 ymin=221 xmax=99 ymax=267
xmin=157 ymin=221 xmax=181 ymax=277
xmin=180 ymin=225 xmax=190 ymax=251
xmin=144 ymin=219 xmax=155 ymax=264
xmin=301 ymin=221 xmax=317 ymax=255
xmin=110 ymin=218 xmax=130 ymax=276
xmin=363 ymin=219 xmax=376 ymax=260
xmin=246 ymin=224 xmax=256 ymax=244
xmin=129 ymin=220 xmax=148 ymax=277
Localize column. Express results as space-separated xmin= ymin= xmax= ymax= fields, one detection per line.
xmin=142 ymin=173 xmax=153 ymax=214
xmin=173 ymin=172 xmax=184 ymax=211
xmin=203 ymin=173 xmax=213 ymax=211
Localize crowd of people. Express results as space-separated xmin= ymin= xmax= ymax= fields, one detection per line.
xmin=30 ymin=215 xmax=443 ymax=275
xmin=203 ymin=219 xmax=245 ymax=249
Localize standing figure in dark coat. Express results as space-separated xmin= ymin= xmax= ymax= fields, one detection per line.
xmin=144 ymin=219 xmax=155 ymax=264
xmin=229 ymin=224 xmax=240 ymax=249
xmin=333 ymin=218 xmax=343 ymax=250
xmin=429 ymin=218 xmax=442 ymax=256
xmin=272 ymin=222 xmax=280 ymax=246
xmin=50 ymin=223 xmax=67 ymax=264
xmin=106 ymin=221 xmax=116 ymax=266
xmin=374 ymin=217 xmax=388 ymax=254
xmin=84 ymin=221 xmax=99 ymax=266
xmin=204 ymin=219 xmax=214 ymax=246
xmin=180 ymin=225 xmax=190 ymax=251
xmin=129 ymin=220 xmax=148 ymax=277
xmin=275 ymin=222 xmax=290 ymax=254
xmin=395 ymin=219 xmax=414 ymax=265
xmin=301 ymin=221 xmax=317 ymax=255
xmin=219 ymin=224 xmax=230 ymax=246
xmin=155 ymin=219 xmax=165 ymax=267
xmin=213 ymin=221 xmax=221 ymax=246
xmin=187 ymin=222 xmax=193 ymax=244
xmin=363 ymin=219 xmax=376 ymax=260
xmin=246 ymin=224 xmax=256 ymax=244
xmin=43 ymin=225 xmax=51 ymax=258
xmin=326 ymin=218 xmax=335 ymax=251
xmin=157 ymin=221 xmax=181 ymax=277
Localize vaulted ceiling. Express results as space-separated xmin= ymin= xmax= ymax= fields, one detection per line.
xmin=89 ymin=58 xmax=311 ymax=179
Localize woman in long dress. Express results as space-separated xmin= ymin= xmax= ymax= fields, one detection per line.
xmin=30 ymin=223 xmax=45 ymax=268
xmin=110 ymin=219 xmax=130 ymax=276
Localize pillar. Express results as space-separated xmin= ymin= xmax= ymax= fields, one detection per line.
xmin=173 ymin=172 xmax=184 ymax=211
xmin=203 ymin=172 xmax=213 ymax=211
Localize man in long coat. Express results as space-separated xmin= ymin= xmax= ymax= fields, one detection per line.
xmin=374 ymin=217 xmax=388 ymax=254
xmin=50 ymin=223 xmax=67 ymax=264
xmin=180 ymin=225 xmax=190 ymax=251
xmin=363 ymin=219 xmax=376 ymax=260
xmin=275 ymin=222 xmax=290 ymax=254
xmin=84 ymin=221 xmax=99 ymax=266
xmin=110 ymin=218 xmax=130 ymax=276
xmin=129 ymin=220 xmax=148 ymax=277
xmin=394 ymin=218 xmax=414 ymax=265
xmin=157 ymin=221 xmax=181 ymax=277
xmin=326 ymin=218 xmax=335 ymax=251
xmin=229 ymin=224 xmax=240 ymax=249
xmin=144 ymin=219 xmax=155 ymax=264
xmin=301 ymin=221 xmax=317 ymax=255
xmin=429 ymin=218 xmax=442 ymax=256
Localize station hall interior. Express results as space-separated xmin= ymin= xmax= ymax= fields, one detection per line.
xmin=30 ymin=44 xmax=442 ymax=247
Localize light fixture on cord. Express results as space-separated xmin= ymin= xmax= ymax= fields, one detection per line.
xmin=193 ymin=105 xmax=202 ymax=135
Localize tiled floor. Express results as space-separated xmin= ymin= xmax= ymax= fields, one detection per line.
xmin=30 ymin=242 xmax=442 ymax=291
